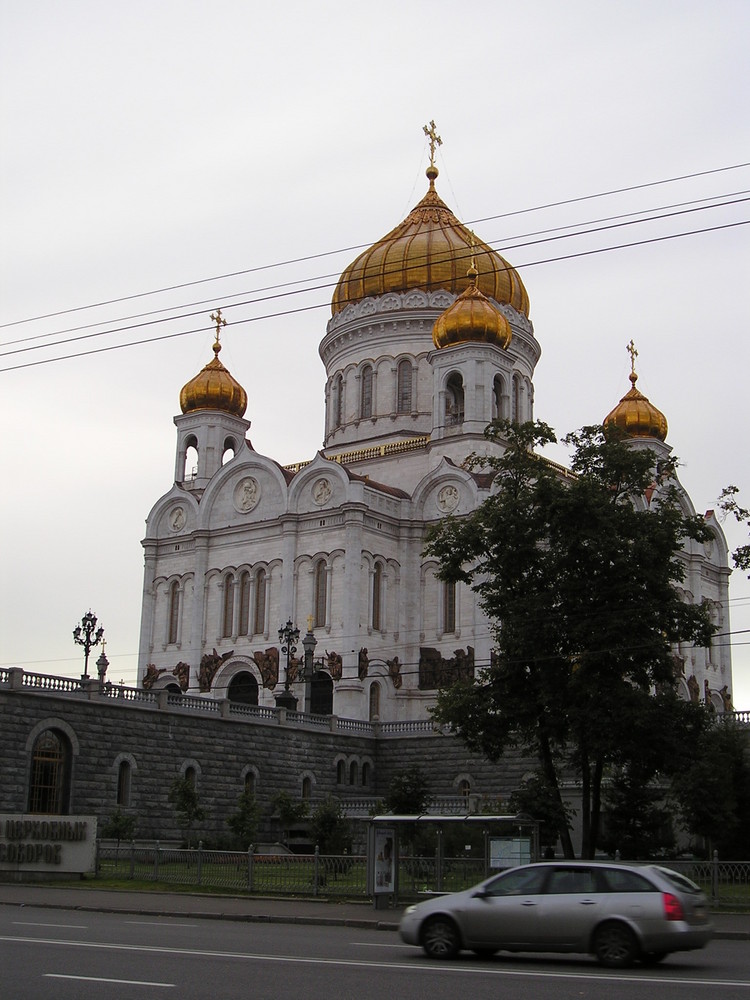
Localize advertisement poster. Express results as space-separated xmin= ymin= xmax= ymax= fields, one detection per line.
xmin=374 ymin=826 xmax=395 ymax=893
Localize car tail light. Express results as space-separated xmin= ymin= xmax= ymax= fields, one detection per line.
xmin=663 ymin=892 xmax=684 ymax=921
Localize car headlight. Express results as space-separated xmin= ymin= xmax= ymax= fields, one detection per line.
xmin=404 ymin=905 xmax=417 ymax=915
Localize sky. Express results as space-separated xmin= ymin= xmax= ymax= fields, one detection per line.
xmin=1 ymin=1 xmax=749 ymax=708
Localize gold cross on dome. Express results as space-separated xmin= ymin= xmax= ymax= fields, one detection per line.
xmin=210 ymin=309 xmax=227 ymax=342
xmin=423 ymin=120 xmax=442 ymax=167
xmin=626 ymin=339 xmax=639 ymax=375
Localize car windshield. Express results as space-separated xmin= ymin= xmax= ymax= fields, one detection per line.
xmin=653 ymin=866 xmax=702 ymax=894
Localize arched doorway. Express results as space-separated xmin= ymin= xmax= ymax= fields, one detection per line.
xmin=228 ymin=671 xmax=259 ymax=706
xmin=310 ymin=671 xmax=333 ymax=715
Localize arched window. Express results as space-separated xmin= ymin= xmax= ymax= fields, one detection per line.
xmin=443 ymin=580 xmax=456 ymax=634
xmin=183 ymin=436 xmax=198 ymax=482
xmin=253 ymin=568 xmax=267 ymax=635
xmin=238 ymin=571 xmax=251 ymax=636
xmin=361 ymin=762 xmax=371 ymax=787
xmin=445 ymin=373 xmax=464 ymax=426
xmin=369 ymin=682 xmax=381 ymax=721
xmin=313 ymin=560 xmax=327 ymax=628
xmin=28 ymin=730 xmax=70 ymax=814
xmin=228 ymin=671 xmax=259 ymax=706
xmin=349 ymin=761 xmax=358 ymax=785
xmin=372 ymin=562 xmax=383 ymax=631
xmin=311 ymin=671 xmax=333 ymax=715
xmin=222 ymin=575 xmax=234 ymax=637
xmin=185 ymin=766 xmax=197 ymax=789
xmin=244 ymin=770 xmax=256 ymax=795
xmin=168 ymin=581 xmax=180 ymax=645
xmin=360 ymin=365 xmax=373 ymax=419
xmin=117 ymin=760 xmax=132 ymax=807
xmin=301 ymin=776 xmax=312 ymax=800
xmin=512 ymin=373 xmax=522 ymax=423
xmin=493 ymin=374 xmax=508 ymax=421
xmin=222 ymin=436 xmax=236 ymax=466
xmin=333 ymin=373 xmax=344 ymax=429
xmin=458 ymin=778 xmax=471 ymax=799
xmin=336 ymin=760 xmax=345 ymax=784
xmin=397 ymin=359 xmax=412 ymax=413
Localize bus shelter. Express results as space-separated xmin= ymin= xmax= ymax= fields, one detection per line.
xmin=367 ymin=814 xmax=540 ymax=908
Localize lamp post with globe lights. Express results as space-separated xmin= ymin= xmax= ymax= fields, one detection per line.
xmin=73 ymin=611 xmax=104 ymax=681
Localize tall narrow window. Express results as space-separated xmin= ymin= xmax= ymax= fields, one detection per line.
xmin=168 ymin=581 xmax=180 ymax=645
xmin=238 ymin=572 xmax=251 ymax=636
xmin=185 ymin=766 xmax=197 ymax=789
xmin=493 ymin=374 xmax=508 ymax=421
xmin=369 ymin=682 xmax=381 ymax=721
xmin=360 ymin=365 xmax=373 ymax=419
xmin=244 ymin=770 xmax=256 ymax=795
xmin=334 ymin=373 xmax=343 ymax=428
xmin=397 ymin=359 xmax=412 ymax=413
xmin=222 ymin=575 xmax=234 ymax=637
xmin=314 ymin=560 xmax=327 ymax=627
xmin=443 ymin=580 xmax=456 ymax=634
xmin=28 ymin=731 xmax=69 ymax=814
xmin=362 ymin=762 xmax=371 ymax=786
xmin=349 ymin=761 xmax=358 ymax=785
xmin=253 ymin=568 xmax=266 ymax=635
xmin=445 ymin=373 xmax=464 ymax=426
xmin=372 ymin=562 xmax=383 ymax=631
xmin=301 ymin=776 xmax=312 ymax=799
xmin=117 ymin=760 xmax=132 ymax=807
xmin=512 ymin=373 xmax=522 ymax=423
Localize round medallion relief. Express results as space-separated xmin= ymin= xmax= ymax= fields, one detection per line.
xmin=234 ymin=476 xmax=260 ymax=513
xmin=169 ymin=506 xmax=186 ymax=532
xmin=437 ymin=484 xmax=460 ymax=513
xmin=312 ymin=477 xmax=332 ymax=506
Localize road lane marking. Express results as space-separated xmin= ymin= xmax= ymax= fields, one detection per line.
xmin=14 ymin=921 xmax=88 ymax=929
xmin=46 ymin=974 xmax=174 ymax=987
xmin=124 ymin=920 xmax=199 ymax=928
xmin=1 ymin=935 xmax=747 ymax=990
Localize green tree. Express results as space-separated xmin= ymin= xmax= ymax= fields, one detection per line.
xmin=311 ymin=795 xmax=350 ymax=853
xmin=425 ymin=420 xmax=714 ymax=858
xmin=100 ymin=808 xmax=136 ymax=855
xmin=226 ymin=790 xmax=260 ymax=849
xmin=671 ymin=718 xmax=750 ymax=857
xmin=271 ymin=791 xmax=308 ymax=845
xmin=600 ymin=765 xmax=675 ymax=860
xmin=508 ymin=773 xmax=573 ymax=855
xmin=718 ymin=485 xmax=750 ymax=576
xmin=384 ymin=765 xmax=431 ymax=814
xmin=169 ymin=777 xmax=205 ymax=847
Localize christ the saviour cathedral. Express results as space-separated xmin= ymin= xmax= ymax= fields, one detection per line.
xmin=136 ymin=132 xmax=734 ymax=721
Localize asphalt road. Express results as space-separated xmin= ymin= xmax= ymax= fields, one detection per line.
xmin=1 ymin=903 xmax=749 ymax=1000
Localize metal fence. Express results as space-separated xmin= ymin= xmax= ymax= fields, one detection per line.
xmin=96 ymin=842 xmax=750 ymax=907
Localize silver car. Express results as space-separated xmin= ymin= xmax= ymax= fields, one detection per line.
xmin=399 ymin=861 xmax=713 ymax=967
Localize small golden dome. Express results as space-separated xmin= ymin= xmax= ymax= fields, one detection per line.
xmin=432 ymin=266 xmax=512 ymax=349
xmin=604 ymin=355 xmax=668 ymax=441
xmin=179 ymin=337 xmax=248 ymax=417
xmin=331 ymin=166 xmax=529 ymax=317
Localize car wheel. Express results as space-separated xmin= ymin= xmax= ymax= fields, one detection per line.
xmin=593 ymin=921 xmax=638 ymax=968
xmin=640 ymin=951 xmax=667 ymax=966
xmin=421 ymin=915 xmax=460 ymax=959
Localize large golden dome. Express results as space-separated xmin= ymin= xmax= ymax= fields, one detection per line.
xmin=604 ymin=369 xmax=668 ymax=441
xmin=331 ymin=165 xmax=529 ymax=317
xmin=433 ymin=265 xmax=512 ymax=349
xmin=180 ymin=336 xmax=248 ymax=418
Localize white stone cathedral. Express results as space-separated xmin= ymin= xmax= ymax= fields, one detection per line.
xmin=137 ymin=142 xmax=734 ymax=721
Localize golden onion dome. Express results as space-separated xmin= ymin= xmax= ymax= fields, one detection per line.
xmin=179 ymin=336 xmax=248 ymax=417
xmin=604 ymin=365 xmax=668 ymax=441
xmin=331 ymin=165 xmax=529 ymax=317
xmin=432 ymin=265 xmax=512 ymax=349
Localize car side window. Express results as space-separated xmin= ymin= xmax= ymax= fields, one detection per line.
xmin=546 ymin=868 xmax=598 ymax=894
xmin=485 ymin=867 xmax=548 ymax=896
xmin=600 ymin=868 xmax=654 ymax=893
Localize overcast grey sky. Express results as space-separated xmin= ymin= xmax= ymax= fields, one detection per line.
xmin=1 ymin=0 xmax=749 ymax=707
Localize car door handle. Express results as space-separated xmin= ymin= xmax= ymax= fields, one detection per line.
xmin=579 ymin=899 xmax=597 ymax=905
xmin=521 ymin=900 xmax=537 ymax=906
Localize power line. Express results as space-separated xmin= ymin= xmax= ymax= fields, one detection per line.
xmin=3 ymin=159 xmax=749 ymax=331
xmin=1 ymin=216 xmax=747 ymax=374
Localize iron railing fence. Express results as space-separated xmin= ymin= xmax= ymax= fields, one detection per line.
xmin=97 ymin=842 xmax=750 ymax=907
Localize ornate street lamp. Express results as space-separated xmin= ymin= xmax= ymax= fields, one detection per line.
xmin=276 ymin=619 xmax=301 ymax=709
xmin=301 ymin=620 xmax=318 ymax=714
xmin=73 ymin=610 xmax=104 ymax=680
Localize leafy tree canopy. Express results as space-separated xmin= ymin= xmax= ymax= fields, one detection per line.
xmin=425 ymin=420 xmax=715 ymax=858
xmin=311 ymin=795 xmax=350 ymax=854
xmin=100 ymin=808 xmax=136 ymax=845
xmin=226 ymin=790 xmax=260 ymax=849
xmin=718 ymin=485 xmax=750 ymax=576
xmin=168 ymin=777 xmax=205 ymax=847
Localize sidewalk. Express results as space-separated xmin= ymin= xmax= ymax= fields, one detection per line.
xmin=1 ymin=882 xmax=749 ymax=939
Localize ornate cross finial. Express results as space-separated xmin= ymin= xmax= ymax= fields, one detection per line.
xmin=626 ymin=339 xmax=638 ymax=376
xmin=423 ymin=120 xmax=442 ymax=167
xmin=211 ymin=309 xmax=227 ymax=342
